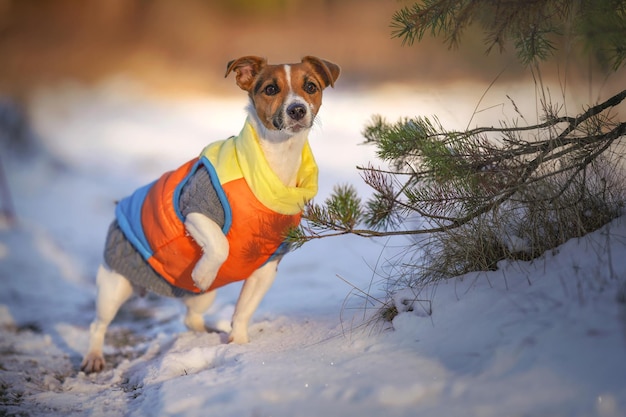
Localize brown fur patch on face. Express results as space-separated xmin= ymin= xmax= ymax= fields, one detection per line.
xmin=249 ymin=64 xmax=290 ymax=130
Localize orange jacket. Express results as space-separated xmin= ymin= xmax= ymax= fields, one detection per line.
xmin=115 ymin=121 xmax=318 ymax=293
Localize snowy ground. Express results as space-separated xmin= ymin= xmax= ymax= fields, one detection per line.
xmin=1 ymin=79 xmax=626 ymax=417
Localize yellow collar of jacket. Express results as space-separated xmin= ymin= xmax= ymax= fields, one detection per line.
xmin=200 ymin=120 xmax=319 ymax=215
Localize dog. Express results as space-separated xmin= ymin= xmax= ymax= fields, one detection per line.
xmin=80 ymin=56 xmax=340 ymax=373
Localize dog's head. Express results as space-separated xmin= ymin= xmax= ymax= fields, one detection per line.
xmin=225 ymin=56 xmax=340 ymax=138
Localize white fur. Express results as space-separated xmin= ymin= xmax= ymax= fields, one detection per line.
xmin=81 ymin=62 xmax=319 ymax=374
xmin=284 ymin=64 xmax=291 ymax=87
xmin=81 ymin=265 xmax=134 ymax=373
xmin=247 ymin=109 xmax=309 ymax=187
xmin=185 ymin=212 xmax=229 ymax=291
xmin=229 ymin=259 xmax=279 ymax=343
xmin=183 ymin=290 xmax=217 ymax=332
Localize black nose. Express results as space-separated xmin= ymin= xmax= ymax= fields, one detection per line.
xmin=287 ymin=103 xmax=307 ymax=121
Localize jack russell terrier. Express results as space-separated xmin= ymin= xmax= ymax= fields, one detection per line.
xmin=81 ymin=56 xmax=340 ymax=373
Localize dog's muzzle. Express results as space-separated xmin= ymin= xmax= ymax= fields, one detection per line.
xmin=272 ymin=103 xmax=310 ymax=131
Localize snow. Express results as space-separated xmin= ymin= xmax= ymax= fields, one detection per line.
xmin=1 ymin=79 xmax=626 ymax=417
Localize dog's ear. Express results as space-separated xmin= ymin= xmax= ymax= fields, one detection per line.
xmin=225 ymin=56 xmax=267 ymax=91
xmin=301 ymin=56 xmax=340 ymax=88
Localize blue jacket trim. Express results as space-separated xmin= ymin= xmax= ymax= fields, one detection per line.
xmin=116 ymin=181 xmax=155 ymax=260
xmin=266 ymin=241 xmax=293 ymax=264
xmin=170 ymin=156 xmax=233 ymax=235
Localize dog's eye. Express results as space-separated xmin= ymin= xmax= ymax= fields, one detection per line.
xmin=264 ymin=84 xmax=279 ymax=96
xmin=304 ymin=82 xmax=318 ymax=94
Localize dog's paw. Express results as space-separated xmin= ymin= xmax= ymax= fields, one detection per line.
xmin=227 ymin=331 xmax=249 ymax=344
xmin=191 ymin=256 xmax=218 ymax=291
xmin=81 ymin=352 xmax=105 ymax=373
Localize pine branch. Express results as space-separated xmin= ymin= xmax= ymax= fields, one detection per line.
xmin=292 ymin=90 xmax=626 ymax=245
xmin=391 ymin=0 xmax=626 ymax=70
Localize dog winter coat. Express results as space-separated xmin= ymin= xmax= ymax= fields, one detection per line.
xmin=105 ymin=120 xmax=318 ymax=295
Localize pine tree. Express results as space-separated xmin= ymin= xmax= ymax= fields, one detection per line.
xmin=292 ymin=0 xmax=626 ymax=295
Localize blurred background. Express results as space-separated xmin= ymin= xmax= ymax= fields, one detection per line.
xmin=2 ymin=0 xmax=624 ymax=99
xmin=0 ymin=0 xmax=539 ymax=98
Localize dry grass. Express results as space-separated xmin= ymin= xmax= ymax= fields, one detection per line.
xmin=391 ymin=153 xmax=626 ymax=295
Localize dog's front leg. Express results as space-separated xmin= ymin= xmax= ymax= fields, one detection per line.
xmin=185 ymin=212 xmax=229 ymax=291
xmin=229 ymin=259 xmax=278 ymax=344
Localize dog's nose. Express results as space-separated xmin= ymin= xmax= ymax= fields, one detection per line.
xmin=287 ymin=103 xmax=307 ymax=121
